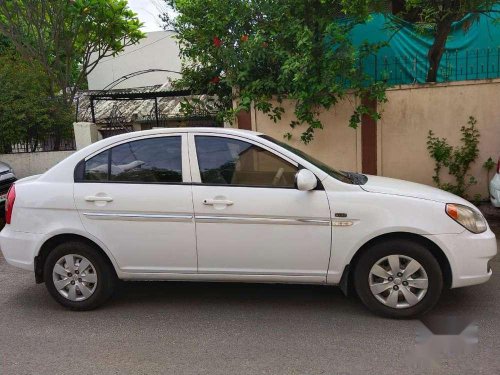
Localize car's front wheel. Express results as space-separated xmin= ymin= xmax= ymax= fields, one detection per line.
xmin=354 ymin=239 xmax=443 ymax=319
xmin=43 ymin=241 xmax=116 ymax=310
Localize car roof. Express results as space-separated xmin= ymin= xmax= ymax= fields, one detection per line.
xmin=88 ymin=127 xmax=264 ymax=149
xmin=131 ymin=127 xmax=261 ymax=136
xmin=39 ymin=126 xmax=331 ymax=184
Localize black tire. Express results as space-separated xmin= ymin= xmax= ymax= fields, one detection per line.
xmin=353 ymin=239 xmax=443 ymax=319
xmin=43 ymin=241 xmax=116 ymax=311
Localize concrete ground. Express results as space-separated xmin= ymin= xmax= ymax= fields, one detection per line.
xmin=0 ymin=224 xmax=499 ymax=375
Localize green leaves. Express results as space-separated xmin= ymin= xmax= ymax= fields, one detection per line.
xmin=427 ymin=116 xmax=482 ymax=198
xmin=483 ymin=157 xmax=495 ymax=172
xmin=167 ymin=0 xmax=387 ymax=143
xmin=0 ymin=0 xmax=145 ymax=105
xmin=0 ymin=1 xmax=143 ymax=151
xmin=0 ymin=50 xmax=73 ymax=153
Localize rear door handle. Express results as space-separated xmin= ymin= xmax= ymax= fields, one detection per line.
xmin=203 ymin=199 xmax=234 ymax=206
xmin=85 ymin=196 xmax=113 ymax=202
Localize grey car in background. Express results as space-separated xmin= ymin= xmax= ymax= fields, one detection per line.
xmin=0 ymin=162 xmax=16 ymax=215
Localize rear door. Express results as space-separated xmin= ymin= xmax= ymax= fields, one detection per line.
xmin=74 ymin=134 xmax=197 ymax=274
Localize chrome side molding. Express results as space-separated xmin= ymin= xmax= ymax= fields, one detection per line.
xmin=195 ymin=215 xmax=331 ymax=226
xmin=83 ymin=212 xmax=193 ymax=222
xmin=83 ymin=212 xmax=332 ymax=226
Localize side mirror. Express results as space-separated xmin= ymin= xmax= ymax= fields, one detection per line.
xmin=295 ymin=169 xmax=317 ymax=191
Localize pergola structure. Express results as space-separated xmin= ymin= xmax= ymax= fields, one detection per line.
xmin=75 ymin=69 xmax=221 ymax=137
xmin=88 ymin=88 xmax=194 ymax=128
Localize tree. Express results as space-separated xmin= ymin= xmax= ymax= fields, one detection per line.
xmin=399 ymin=0 xmax=499 ymax=82
xmin=0 ymin=48 xmax=73 ymax=153
xmin=164 ymin=0 xmax=387 ymax=143
xmin=0 ymin=0 xmax=145 ymax=106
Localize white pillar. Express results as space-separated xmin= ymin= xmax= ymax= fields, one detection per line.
xmin=73 ymin=122 xmax=99 ymax=150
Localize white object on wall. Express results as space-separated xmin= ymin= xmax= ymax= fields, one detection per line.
xmin=73 ymin=122 xmax=99 ymax=150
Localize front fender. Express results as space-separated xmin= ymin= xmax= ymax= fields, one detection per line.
xmin=325 ymin=190 xmax=464 ymax=284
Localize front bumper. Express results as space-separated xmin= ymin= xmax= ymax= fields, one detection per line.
xmin=425 ymin=228 xmax=497 ymax=289
xmin=0 ymin=225 xmax=42 ymax=271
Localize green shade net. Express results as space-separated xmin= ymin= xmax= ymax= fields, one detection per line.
xmin=351 ymin=5 xmax=500 ymax=84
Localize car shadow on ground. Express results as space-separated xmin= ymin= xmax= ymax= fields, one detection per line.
xmin=3 ymin=264 xmax=496 ymax=325
xmin=59 ymin=276 xmax=496 ymax=320
xmin=6 ymin=274 xmax=371 ymax=316
xmin=110 ymin=280 xmax=367 ymax=313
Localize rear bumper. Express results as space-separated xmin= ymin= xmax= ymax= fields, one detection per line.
xmin=425 ymin=229 xmax=497 ymax=288
xmin=0 ymin=225 xmax=41 ymax=271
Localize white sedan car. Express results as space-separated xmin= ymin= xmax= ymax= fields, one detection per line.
xmin=0 ymin=128 xmax=496 ymax=318
xmin=490 ymin=158 xmax=500 ymax=208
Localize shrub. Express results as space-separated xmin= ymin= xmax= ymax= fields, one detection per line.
xmin=427 ymin=116 xmax=480 ymax=198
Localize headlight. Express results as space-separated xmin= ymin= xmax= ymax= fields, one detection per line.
xmin=446 ymin=203 xmax=487 ymax=234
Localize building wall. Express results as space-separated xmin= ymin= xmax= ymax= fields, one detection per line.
xmin=87 ymin=31 xmax=181 ymax=90
xmin=251 ymin=79 xmax=500 ymax=199
xmin=4 ymin=80 xmax=498 ymax=194
xmin=0 ymin=151 xmax=74 ymax=179
xmin=253 ymin=96 xmax=362 ymax=174
xmin=379 ymin=80 xmax=500 ymax=198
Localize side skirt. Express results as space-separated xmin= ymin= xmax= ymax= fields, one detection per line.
xmin=117 ymin=272 xmax=329 ymax=285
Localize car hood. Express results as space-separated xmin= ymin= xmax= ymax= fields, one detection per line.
xmin=361 ymin=175 xmax=472 ymax=206
xmin=0 ymin=161 xmax=12 ymax=174
xmin=0 ymin=161 xmax=16 ymax=183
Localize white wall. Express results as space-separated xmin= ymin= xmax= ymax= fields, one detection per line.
xmin=0 ymin=151 xmax=74 ymax=179
xmin=87 ymin=31 xmax=182 ymax=90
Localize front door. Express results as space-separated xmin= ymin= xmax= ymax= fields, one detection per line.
xmin=189 ymin=134 xmax=331 ymax=281
xmin=74 ymin=134 xmax=197 ymax=274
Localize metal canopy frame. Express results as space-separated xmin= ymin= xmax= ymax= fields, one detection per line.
xmin=88 ymin=89 xmax=196 ymax=127
xmin=85 ymin=68 xmax=192 ymax=127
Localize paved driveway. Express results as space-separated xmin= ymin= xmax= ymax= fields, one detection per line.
xmin=0 ymin=228 xmax=498 ymax=375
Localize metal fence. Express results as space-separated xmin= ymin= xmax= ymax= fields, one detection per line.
xmin=5 ymin=133 xmax=76 ymax=154
xmin=139 ymin=109 xmax=222 ymax=130
xmin=361 ymin=47 xmax=500 ymax=85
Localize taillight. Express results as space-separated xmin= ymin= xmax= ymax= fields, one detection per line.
xmin=5 ymin=185 xmax=16 ymax=224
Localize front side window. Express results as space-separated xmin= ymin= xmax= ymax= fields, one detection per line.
xmin=82 ymin=136 xmax=182 ymax=183
xmin=195 ymin=136 xmax=298 ymax=187
xmin=259 ymin=135 xmax=359 ymax=184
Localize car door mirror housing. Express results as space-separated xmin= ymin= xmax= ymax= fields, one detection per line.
xmin=295 ymin=169 xmax=317 ymax=191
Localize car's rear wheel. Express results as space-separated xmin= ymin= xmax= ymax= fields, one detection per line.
xmin=353 ymin=239 xmax=443 ymax=319
xmin=44 ymin=241 xmax=115 ymax=310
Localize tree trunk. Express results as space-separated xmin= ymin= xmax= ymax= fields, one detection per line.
xmin=426 ymin=19 xmax=453 ymax=82
xmin=391 ymin=0 xmax=406 ymax=15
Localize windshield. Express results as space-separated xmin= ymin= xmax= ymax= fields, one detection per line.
xmin=259 ymin=135 xmax=356 ymax=184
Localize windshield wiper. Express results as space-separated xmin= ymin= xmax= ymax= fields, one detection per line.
xmin=343 ymin=171 xmax=368 ymax=185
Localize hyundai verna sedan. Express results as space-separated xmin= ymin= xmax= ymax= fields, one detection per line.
xmin=0 ymin=128 xmax=496 ymax=318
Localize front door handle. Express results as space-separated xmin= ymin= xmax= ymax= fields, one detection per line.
xmin=203 ymin=198 xmax=234 ymax=206
xmin=85 ymin=195 xmax=113 ymax=202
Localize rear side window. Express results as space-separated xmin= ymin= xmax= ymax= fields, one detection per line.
xmin=195 ymin=136 xmax=298 ymax=187
xmin=80 ymin=136 xmax=182 ymax=183
xmin=110 ymin=137 xmax=182 ymax=183
xmin=84 ymin=150 xmax=109 ymax=181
